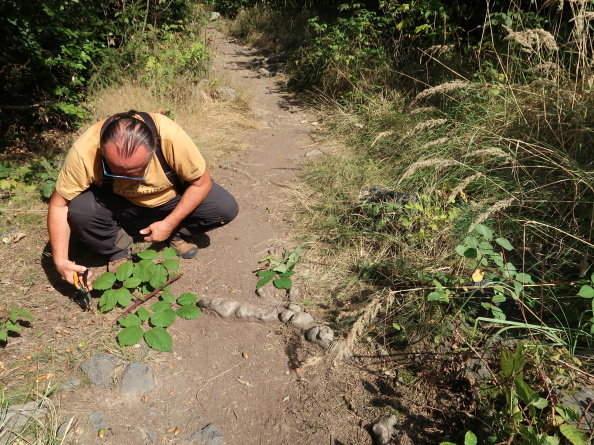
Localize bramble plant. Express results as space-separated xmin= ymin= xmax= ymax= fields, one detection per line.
xmin=0 ymin=306 xmax=34 ymax=343
xmin=256 ymin=248 xmax=303 ymax=290
xmin=93 ymin=248 xmax=200 ymax=352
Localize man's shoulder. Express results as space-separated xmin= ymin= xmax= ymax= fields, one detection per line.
xmin=72 ymin=119 xmax=104 ymax=152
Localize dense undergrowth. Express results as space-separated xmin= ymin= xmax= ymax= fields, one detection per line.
xmin=223 ymin=1 xmax=594 ymax=443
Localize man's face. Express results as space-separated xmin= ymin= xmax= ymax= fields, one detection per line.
xmin=103 ymin=142 xmax=152 ymax=179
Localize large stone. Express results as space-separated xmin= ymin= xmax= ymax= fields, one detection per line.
xmin=560 ymin=387 xmax=594 ymax=432
xmin=80 ymin=354 xmax=117 ymax=387
xmin=213 ymin=86 xmax=238 ymax=101
xmin=188 ymin=423 xmax=224 ymax=445
xmin=88 ymin=411 xmax=106 ymax=431
xmin=121 ymin=362 xmax=155 ymax=394
xmin=305 ymin=325 xmax=334 ymax=349
xmin=371 ymin=415 xmax=397 ymax=445
xmin=290 ymin=312 xmax=315 ymax=331
xmin=0 ymin=400 xmax=50 ymax=444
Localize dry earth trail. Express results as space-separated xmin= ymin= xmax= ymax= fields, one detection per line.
xmin=43 ymin=29 xmax=370 ymax=445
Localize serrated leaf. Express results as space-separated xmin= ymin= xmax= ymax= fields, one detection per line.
xmin=162 ymin=259 xmax=179 ymax=271
xmin=93 ymin=273 xmax=117 ymax=290
xmin=137 ymin=249 xmax=159 ymax=260
xmin=149 ymin=264 xmax=168 ymax=288
xmin=99 ymin=289 xmax=118 ymax=312
xmin=256 ymin=276 xmax=273 ymax=288
xmin=161 ymin=292 xmax=176 ymax=303
xmin=257 ymin=270 xmax=276 ymax=277
xmin=144 ymin=327 xmax=172 ymax=352
xmin=273 ymin=276 xmax=292 ymax=289
xmin=473 ymin=223 xmax=494 ymax=240
xmin=118 ymin=326 xmax=144 ymax=346
xmin=150 ymin=309 xmax=176 ymax=328
xmin=115 ymin=288 xmax=132 ymax=307
xmin=578 ymin=285 xmax=594 ymax=298
xmin=119 ymin=314 xmax=142 ymax=327
xmin=162 ymin=247 xmax=176 ymax=260
xmin=134 ymin=259 xmax=156 ymax=282
xmin=151 ymin=300 xmax=171 ymax=312
xmin=555 ymin=406 xmax=580 ymax=423
xmin=177 ymin=293 xmax=197 ymax=305
xmin=464 ymin=431 xmax=477 ymax=445
xmin=496 ymin=237 xmax=514 ymax=250
xmin=530 ymin=395 xmax=548 ymax=409
xmin=177 ymin=305 xmax=201 ymax=319
xmin=123 ymin=276 xmax=142 ymax=288
xmin=137 ymin=307 xmax=151 ymax=321
xmin=559 ymin=424 xmax=588 ymax=445
xmin=115 ymin=261 xmax=134 ymax=281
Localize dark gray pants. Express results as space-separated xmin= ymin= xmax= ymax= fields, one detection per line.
xmin=67 ymin=183 xmax=238 ymax=261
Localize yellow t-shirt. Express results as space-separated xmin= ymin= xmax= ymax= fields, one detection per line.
xmin=55 ymin=113 xmax=206 ymax=207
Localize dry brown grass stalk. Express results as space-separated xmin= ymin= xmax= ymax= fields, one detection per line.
xmin=464 ymin=148 xmax=512 ymax=162
xmin=420 ymin=137 xmax=456 ymax=150
xmin=410 ymin=106 xmax=438 ymax=115
xmin=447 ymin=173 xmax=484 ymax=202
xmin=468 ymin=197 xmax=515 ymax=233
xmin=401 ymin=118 xmax=449 ymax=140
xmin=413 ymin=81 xmax=473 ymax=104
xmin=371 ymin=131 xmax=394 ymax=147
xmin=503 ymin=25 xmax=559 ymax=53
xmin=397 ymin=158 xmax=458 ymax=185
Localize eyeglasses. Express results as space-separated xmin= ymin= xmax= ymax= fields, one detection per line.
xmin=102 ymin=156 xmax=152 ymax=181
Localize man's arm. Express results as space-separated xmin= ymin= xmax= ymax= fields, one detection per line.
xmin=47 ymin=190 xmax=88 ymax=284
xmin=140 ymin=167 xmax=213 ymax=242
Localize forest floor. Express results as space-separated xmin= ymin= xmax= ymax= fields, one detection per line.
xmin=0 ymin=27 xmax=406 ymax=445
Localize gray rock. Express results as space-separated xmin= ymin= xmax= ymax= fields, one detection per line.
xmin=287 ymin=303 xmax=302 ymax=313
xmin=305 ymin=325 xmax=334 ymax=349
xmin=290 ymin=312 xmax=315 ymax=331
xmin=258 ymin=67 xmax=270 ymax=76
xmin=121 ymin=362 xmax=155 ymax=394
xmin=80 ymin=354 xmax=117 ymax=387
xmin=210 ymin=12 xmax=221 ymax=21
xmin=88 ymin=411 xmax=106 ymax=431
xmin=371 ymin=415 xmax=397 ymax=445
xmin=213 ymin=86 xmax=238 ymax=101
xmin=59 ymin=378 xmax=81 ymax=392
xmin=0 ymin=400 xmax=50 ymax=445
xmin=188 ymin=423 xmax=224 ymax=445
xmin=256 ymin=283 xmax=274 ymax=299
xmin=560 ymin=387 xmax=594 ymax=432
xmin=330 ymin=340 xmax=353 ymax=362
xmin=139 ymin=426 xmax=157 ymax=444
xmin=306 ymin=149 xmax=323 ymax=157
xmin=279 ymin=309 xmax=296 ymax=323
xmin=288 ymin=286 xmax=300 ymax=300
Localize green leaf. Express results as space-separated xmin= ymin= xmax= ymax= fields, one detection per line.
xmin=559 ymin=424 xmax=589 ymax=445
xmin=99 ymin=289 xmax=118 ymax=312
xmin=162 ymin=247 xmax=176 ymax=260
xmin=12 ymin=308 xmax=33 ymax=321
xmin=123 ymin=277 xmax=142 ymax=288
xmin=119 ymin=314 xmax=142 ymax=327
xmin=464 ymin=431 xmax=477 ymax=445
xmin=115 ymin=288 xmax=132 ymax=307
xmin=491 ymin=305 xmax=506 ymax=320
xmin=279 ymin=270 xmax=296 ymax=278
xmin=530 ymin=394 xmax=548 ymax=409
xmin=496 ymin=237 xmax=514 ymax=250
xmin=161 ymin=292 xmax=176 ymax=303
xmin=118 ymin=326 xmax=144 ymax=346
xmin=150 ymin=309 xmax=176 ymax=328
xmin=0 ymin=328 xmax=7 ymax=341
xmin=137 ymin=249 xmax=159 ymax=260
xmin=137 ymin=307 xmax=151 ymax=321
xmin=6 ymin=322 xmax=21 ymax=333
xmin=256 ymin=276 xmax=273 ymax=288
xmin=578 ymin=285 xmax=594 ymax=298
xmin=515 ymin=375 xmax=535 ymax=405
xmin=465 ymin=236 xmax=479 ymax=248
xmin=134 ymin=259 xmax=156 ymax=282
xmin=162 ymin=259 xmax=179 ymax=271
xmin=40 ymin=180 xmax=55 ymax=198
xmin=492 ymin=293 xmax=506 ymax=304
xmin=177 ymin=305 xmax=201 ymax=319
xmin=473 ymin=223 xmax=494 ymax=240
xmin=93 ymin=273 xmax=117 ymax=290
xmin=555 ymin=406 xmax=580 ymax=423
xmin=151 ymin=300 xmax=171 ymax=312
xmin=257 ymin=270 xmax=276 ymax=277
xmin=503 ymin=262 xmax=517 ymax=278
xmin=273 ymin=264 xmax=288 ymax=274
xmin=515 ymin=273 xmax=534 ymax=284
xmin=149 ymin=264 xmax=168 ymax=288
xmin=428 ymin=291 xmax=445 ymax=302
xmin=273 ymin=276 xmax=292 ymax=289
xmin=115 ymin=261 xmax=134 ymax=281
xmin=144 ymin=327 xmax=172 ymax=352
xmin=513 ymin=281 xmax=524 ymax=299
xmin=177 ymin=293 xmax=197 ymax=305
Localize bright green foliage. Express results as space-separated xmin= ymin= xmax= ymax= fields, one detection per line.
xmin=256 ymin=248 xmax=302 ymax=290
xmin=0 ymin=306 xmax=34 ymax=344
xmin=95 ymin=249 xmax=200 ymax=352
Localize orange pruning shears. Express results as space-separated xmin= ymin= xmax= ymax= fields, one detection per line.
xmin=73 ymin=266 xmax=91 ymax=310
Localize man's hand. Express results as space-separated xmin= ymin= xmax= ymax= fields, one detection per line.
xmin=55 ymin=259 xmax=93 ymax=289
xmin=140 ymin=220 xmax=176 ymax=242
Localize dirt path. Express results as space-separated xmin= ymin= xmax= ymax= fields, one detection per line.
xmin=39 ymin=29 xmax=368 ymax=445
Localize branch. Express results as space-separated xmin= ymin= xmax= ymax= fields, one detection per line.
xmin=0 ymin=104 xmax=41 ymax=111
xmin=111 ymin=273 xmax=183 ymax=324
